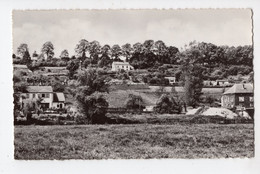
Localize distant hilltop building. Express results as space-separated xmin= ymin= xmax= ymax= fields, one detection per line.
xmin=111 ymin=61 xmax=134 ymax=71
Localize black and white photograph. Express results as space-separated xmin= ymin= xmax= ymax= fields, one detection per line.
xmin=11 ymin=9 xmax=255 ymax=160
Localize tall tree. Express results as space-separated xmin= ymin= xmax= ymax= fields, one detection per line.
xmin=143 ymin=40 xmax=154 ymax=54
xmin=101 ymin=44 xmax=111 ymax=56
xmin=66 ymin=60 xmax=79 ymax=79
xmin=142 ymin=40 xmax=156 ymax=68
xmin=153 ymin=40 xmax=168 ymax=63
xmin=76 ymin=69 xmax=109 ymax=124
xmin=17 ymin=43 xmax=31 ymax=64
xmin=167 ymin=46 xmax=179 ymax=64
xmin=41 ymin=41 xmax=54 ymax=60
xmin=75 ymin=39 xmax=89 ymax=60
xmin=178 ymin=41 xmax=204 ymax=107
xmin=111 ymin=44 xmax=122 ymax=61
xmin=133 ymin=42 xmax=143 ymax=54
xmin=129 ymin=42 xmax=144 ymax=69
xmin=121 ymin=43 xmax=133 ymax=62
xmin=98 ymin=44 xmax=111 ymax=68
xmin=88 ymin=41 xmax=101 ymax=64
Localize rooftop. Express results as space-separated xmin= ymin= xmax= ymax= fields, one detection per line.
xmin=26 ymin=86 xmax=53 ymax=93
xmin=223 ymin=83 xmax=253 ymax=95
xmin=53 ymin=93 xmax=65 ymax=102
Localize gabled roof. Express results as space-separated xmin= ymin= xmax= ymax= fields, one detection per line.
xmin=26 ymin=86 xmax=53 ymax=93
xmin=223 ymin=83 xmax=253 ymax=95
xmin=53 ymin=93 xmax=65 ymax=102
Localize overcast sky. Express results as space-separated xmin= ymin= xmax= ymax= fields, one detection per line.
xmin=13 ymin=9 xmax=252 ymax=57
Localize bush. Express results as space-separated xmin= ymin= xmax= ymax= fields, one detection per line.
xmin=76 ymin=92 xmax=109 ymax=124
xmin=154 ymin=94 xmax=182 ymax=114
xmin=125 ymin=94 xmax=145 ymax=110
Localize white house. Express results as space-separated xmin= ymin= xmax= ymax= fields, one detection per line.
xmin=165 ymin=76 xmax=176 ymax=85
xmin=20 ymin=86 xmax=65 ymax=109
xmin=111 ymin=61 xmax=134 ymax=71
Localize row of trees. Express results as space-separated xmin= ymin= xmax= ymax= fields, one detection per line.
xmin=14 ymin=40 xmax=253 ymax=69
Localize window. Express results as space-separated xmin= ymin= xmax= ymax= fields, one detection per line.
xmin=26 ymin=93 xmax=29 ymax=98
xmin=249 ymin=97 xmax=254 ymax=102
xmin=239 ymin=97 xmax=244 ymax=102
xmin=33 ymin=94 xmax=35 ymax=98
xmin=45 ymin=93 xmax=50 ymax=98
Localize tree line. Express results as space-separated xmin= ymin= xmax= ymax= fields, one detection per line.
xmin=14 ymin=40 xmax=253 ymax=69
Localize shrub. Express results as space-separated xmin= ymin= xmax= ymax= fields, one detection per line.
xmin=125 ymin=94 xmax=145 ymax=110
xmin=154 ymin=94 xmax=182 ymax=114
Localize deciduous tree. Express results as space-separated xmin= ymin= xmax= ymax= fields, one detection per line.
xmin=178 ymin=41 xmax=204 ymax=107
xmin=122 ymin=43 xmax=132 ymax=62
xmin=41 ymin=41 xmax=54 ymax=60
xmin=111 ymin=44 xmax=122 ymax=61
xmin=75 ymin=39 xmax=89 ymax=60
xmin=17 ymin=43 xmax=31 ymax=64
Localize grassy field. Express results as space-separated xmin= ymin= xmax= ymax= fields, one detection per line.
xmin=14 ymin=124 xmax=254 ymax=160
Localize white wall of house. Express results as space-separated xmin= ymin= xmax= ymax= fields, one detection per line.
xmin=112 ymin=62 xmax=134 ymax=71
xmin=22 ymin=92 xmax=53 ymax=108
xmin=165 ymin=77 xmax=176 ymax=85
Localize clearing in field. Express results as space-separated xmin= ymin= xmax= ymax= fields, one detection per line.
xmin=14 ymin=124 xmax=254 ymax=160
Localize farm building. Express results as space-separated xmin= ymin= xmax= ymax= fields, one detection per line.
xmin=221 ymin=83 xmax=254 ymax=109
xmin=20 ymin=86 xmax=66 ymax=109
xmin=111 ymin=61 xmax=134 ymax=71
xmin=165 ymin=76 xmax=177 ymax=85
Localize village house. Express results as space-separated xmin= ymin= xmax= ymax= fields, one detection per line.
xmin=20 ymin=86 xmax=65 ymax=110
xmin=111 ymin=61 xmax=134 ymax=71
xmin=165 ymin=76 xmax=176 ymax=85
xmin=221 ymin=83 xmax=253 ymax=109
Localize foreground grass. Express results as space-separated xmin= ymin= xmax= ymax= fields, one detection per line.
xmin=14 ymin=124 xmax=254 ymax=160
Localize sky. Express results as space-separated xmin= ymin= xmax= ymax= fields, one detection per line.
xmin=12 ymin=9 xmax=253 ymax=57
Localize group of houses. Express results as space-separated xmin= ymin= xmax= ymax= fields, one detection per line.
xmin=18 ymin=82 xmax=254 ymax=118
xmin=15 ymin=61 xmax=254 ymax=117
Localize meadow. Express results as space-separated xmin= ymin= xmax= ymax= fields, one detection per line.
xmin=14 ymin=124 xmax=254 ymax=160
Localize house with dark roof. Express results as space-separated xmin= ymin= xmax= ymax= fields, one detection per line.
xmin=20 ymin=86 xmax=65 ymax=109
xmin=221 ymin=83 xmax=253 ymax=109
